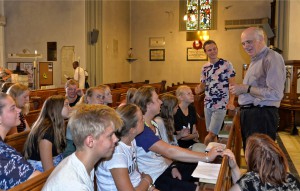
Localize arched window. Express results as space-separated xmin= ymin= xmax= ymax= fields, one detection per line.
xmin=179 ymin=0 xmax=217 ymax=31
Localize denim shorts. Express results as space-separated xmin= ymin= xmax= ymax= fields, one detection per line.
xmin=28 ymin=153 xmax=63 ymax=172
xmin=204 ymin=108 xmax=227 ymax=135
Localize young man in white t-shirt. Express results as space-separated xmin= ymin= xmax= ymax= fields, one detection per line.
xmin=42 ymin=104 xmax=122 ymax=191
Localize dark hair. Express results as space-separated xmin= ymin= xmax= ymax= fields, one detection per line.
xmin=126 ymin=88 xmax=137 ymax=104
xmin=1 ymin=82 xmax=15 ymax=93
xmin=24 ymin=95 xmax=67 ymax=159
xmin=203 ymin=40 xmax=217 ymax=52
xmin=132 ymin=86 xmax=155 ymax=115
xmin=115 ymin=104 xmax=140 ymax=139
xmin=246 ymin=133 xmax=288 ymax=185
xmin=159 ymin=94 xmax=178 ymax=142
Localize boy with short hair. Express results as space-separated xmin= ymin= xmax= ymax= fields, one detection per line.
xmin=43 ymin=104 xmax=122 ymax=191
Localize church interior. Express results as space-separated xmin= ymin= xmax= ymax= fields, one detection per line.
xmin=0 ymin=0 xmax=300 ymax=190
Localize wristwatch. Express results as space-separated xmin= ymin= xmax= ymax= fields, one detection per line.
xmin=247 ymin=85 xmax=252 ymax=93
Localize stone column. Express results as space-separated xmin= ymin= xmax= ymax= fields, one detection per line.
xmin=0 ymin=0 xmax=6 ymax=67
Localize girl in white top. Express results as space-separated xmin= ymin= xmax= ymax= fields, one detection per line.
xmin=96 ymin=104 xmax=157 ymax=191
xmin=154 ymin=94 xmax=189 ymax=146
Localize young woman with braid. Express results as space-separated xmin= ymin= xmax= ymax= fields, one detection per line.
xmin=154 ymin=94 xmax=189 ymax=146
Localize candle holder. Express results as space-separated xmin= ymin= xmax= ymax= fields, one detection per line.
xmin=33 ymin=50 xmax=38 ymax=89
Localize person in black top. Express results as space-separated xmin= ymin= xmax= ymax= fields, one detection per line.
xmin=174 ymin=85 xmax=199 ymax=148
xmin=23 ymin=95 xmax=71 ymax=172
xmin=65 ymin=79 xmax=83 ymax=107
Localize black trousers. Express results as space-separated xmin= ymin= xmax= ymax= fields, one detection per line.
xmin=154 ymin=162 xmax=197 ymax=191
xmin=240 ymin=106 xmax=279 ymax=151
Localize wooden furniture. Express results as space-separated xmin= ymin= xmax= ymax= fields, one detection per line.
xmin=279 ymin=60 xmax=300 ymax=135
xmin=9 ymin=168 xmax=54 ymax=191
xmin=26 ymin=109 xmax=41 ymax=127
xmin=198 ymin=109 xmax=242 ymax=190
xmin=5 ymin=130 xmax=30 ymax=153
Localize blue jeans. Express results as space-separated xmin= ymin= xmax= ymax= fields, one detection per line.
xmin=28 ymin=153 xmax=63 ymax=172
xmin=204 ymin=108 xmax=227 ymax=135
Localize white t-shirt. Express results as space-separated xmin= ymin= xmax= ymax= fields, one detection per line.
xmin=42 ymin=153 xmax=94 ymax=191
xmin=154 ymin=116 xmax=178 ymax=146
xmin=96 ymin=140 xmax=141 ymax=191
xmin=74 ymin=67 xmax=85 ymax=89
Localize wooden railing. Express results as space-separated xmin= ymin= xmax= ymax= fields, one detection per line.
xmin=214 ymin=109 xmax=242 ymax=191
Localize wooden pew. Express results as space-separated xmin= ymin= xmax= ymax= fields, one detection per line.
xmin=214 ymin=109 xmax=242 ymax=190
xmin=194 ymin=93 xmax=207 ymax=143
xmin=9 ymin=168 xmax=54 ymax=191
xmin=30 ymin=89 xmax=59 ymax=110
xmin=26 ymin=109 xmax=41 ymax=127
xmin=109 ymin=88 xmax=130 ymax=107
xmin=148 ymin=80 xmax=166 ymax=94
xmin=4 ymin=130 xmax=30 ymax=153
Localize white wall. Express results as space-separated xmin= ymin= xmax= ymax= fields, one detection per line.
xmin=287 ymin=0 xmax=300 ymax=60
xmin=4 ymin=0 xmax=85 ymax=87
xmin=101 ymin=0 xmax=131 ymax=84
xmin=130 ymin=0 xmax=271 ymax=86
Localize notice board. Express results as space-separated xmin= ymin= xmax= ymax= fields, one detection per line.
xmin=39 ymin=62 xmax=53 ymax=87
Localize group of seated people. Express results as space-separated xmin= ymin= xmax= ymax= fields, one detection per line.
xmin=0 ymin=80 xmax=299 ymax=191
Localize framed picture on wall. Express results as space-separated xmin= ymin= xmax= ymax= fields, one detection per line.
xmin=149 ymin=49 xmax=165 ymax=61
xmin=187 ymin=48 xmax=207 ymax=61
xmin=149 ymin=37 xmax=165 ymax=47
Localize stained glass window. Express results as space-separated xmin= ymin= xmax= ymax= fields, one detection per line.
xmin=185 ymin=0 xmax=214 ymax=31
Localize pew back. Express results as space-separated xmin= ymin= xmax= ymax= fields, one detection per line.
xmin=9 ymin=168 xmax=54 ymax=191
xmin=4 ymin=130 xmax=30 ymax=153
xmin=26 ymin=109 xmax=41 ymax=127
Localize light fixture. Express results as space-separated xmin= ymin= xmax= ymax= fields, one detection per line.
xmin=198 ymin=30 xmax=210 ymax=42
xmin=191 ymin=30 xmax=210 ymax=49
xmin=183 ymin=15 xmax=188 ymax=21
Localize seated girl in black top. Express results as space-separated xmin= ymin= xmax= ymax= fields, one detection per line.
xmin=24 ymin=95 xmax=71 ymax=172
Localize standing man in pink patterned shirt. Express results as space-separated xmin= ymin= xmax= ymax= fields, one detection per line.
xmin=195 ymin=40 xmax=236 ymax=145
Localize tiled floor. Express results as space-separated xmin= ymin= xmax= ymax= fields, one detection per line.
xmin=239 ymin=129 xmax=300 ymax=176
xmin=278 ymin=130 xmax=300 ymax=175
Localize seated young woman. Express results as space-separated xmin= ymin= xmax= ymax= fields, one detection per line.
xmin=118 ymin=88 xmax=137 ymax=107
xmin=23 ymin=95 xmax=72 ymax=172
xmin=96 ymin=104 xmax=158 ymax=191
xmin=224 ymin=133 xmax=300 ymax=191
xmin=174 ymin=86 xmax=200 ymax=148
xmin=7 ymin=83 xmax=31 ymax=134
xmin=98 ymin=84 xmax=113 ymax=105
xmin=132 ymin=86 xmax=223 ymax=191
xmin=0 ymin=93 xmax=40 ymax=190
xmin=154 ymin=93 xmax=189 ymax=146
xmin=76 ymin=86 xmax=105 ymax=105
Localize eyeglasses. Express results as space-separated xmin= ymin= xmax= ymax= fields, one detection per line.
xmin=241 ymin=40 xmax=254 ymax=46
